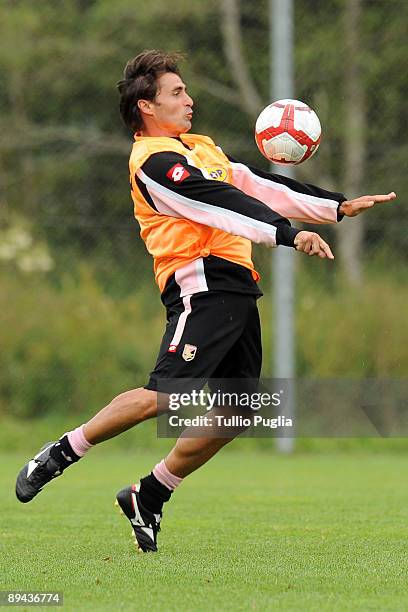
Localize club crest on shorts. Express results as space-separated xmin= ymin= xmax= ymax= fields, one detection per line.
xmin=182 ymin=343 xmax=197 ymax=361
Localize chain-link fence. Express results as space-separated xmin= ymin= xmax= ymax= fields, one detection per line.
xmin=0 ymin=0 xmax=407 ymax=421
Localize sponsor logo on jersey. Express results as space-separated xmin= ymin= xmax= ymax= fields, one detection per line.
xmin=182 ymin=344 xmax=197 ymax=361
xmin=204 ymin=166 xmax=228 ymax=182
xmin=167 ymin=163 xmax=190 ymax=183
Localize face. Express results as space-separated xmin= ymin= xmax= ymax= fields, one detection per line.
xmin=138 ymin=72 xmax=194 ymax=137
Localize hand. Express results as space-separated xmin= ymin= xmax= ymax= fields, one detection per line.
xmin=294 ymin=231 xmax=334 ymax=259
xmin=338 ymin=192 xmax=396 ymax=217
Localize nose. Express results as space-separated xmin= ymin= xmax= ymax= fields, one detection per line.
xmin=185 ymin=93 xmax=194 ymax=107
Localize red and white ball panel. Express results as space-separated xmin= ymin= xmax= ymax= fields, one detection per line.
xmin=255 ymin=99 xmax=321 ymax=165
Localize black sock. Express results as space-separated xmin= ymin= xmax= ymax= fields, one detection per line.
xmin=50 ymin=435 xmax=81 ymax=470
xmin=139 ymin=473 xmax=172 ymax=514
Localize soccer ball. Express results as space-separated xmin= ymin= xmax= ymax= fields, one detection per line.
xmin=255 ymin=99 xmax=321 ymax=165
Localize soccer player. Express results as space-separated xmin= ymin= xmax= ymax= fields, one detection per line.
xmin=15 ymin=50 xmax=396 ymax=552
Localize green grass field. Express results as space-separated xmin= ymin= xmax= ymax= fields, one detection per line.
xmin=2 ymin=449 xmax=408 ymax=611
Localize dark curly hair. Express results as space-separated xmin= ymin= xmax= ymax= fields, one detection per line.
xmin=117 ymin=50 xmax=184 ymax=132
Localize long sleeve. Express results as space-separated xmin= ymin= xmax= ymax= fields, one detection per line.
xmin=136 ymin=151 xmax=301 ymax=248
xmin=227 ymin=155 xmax=346 ymax=224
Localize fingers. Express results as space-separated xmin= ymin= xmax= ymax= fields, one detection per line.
xmin=317 ymin=237 xmax=334 ymax=259
xmin=307 ymin=235 xmax=321 ymax=256
xmin=355 ymin=192 xmax=396 ymax=204
xmin=370 ymin=192 xmax=396 ymax=201
xmin=342 ymin=192 xmax=396 ymax=217
xmin=309 ymin=236 xmax=334 ymax=259
xmin=359 ymin=201 xmax=375 ymax=209
xmin=294 ymin=232 xmax=334 ymax=260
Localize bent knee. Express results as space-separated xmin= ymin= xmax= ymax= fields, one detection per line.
xmin=111 ymin=387 xmax=158 ymax=420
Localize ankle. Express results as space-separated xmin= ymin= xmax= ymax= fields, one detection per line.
xmin=67 ymin=425 xmax=93 ymax=457
xmin=139 ymin=473 xmax=173 ymax=514
xmin=50 ymin=435 xmax=80 ymax=470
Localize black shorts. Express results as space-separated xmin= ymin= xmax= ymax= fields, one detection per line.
xmin=145 ymin=291 xmax=262 ymax=395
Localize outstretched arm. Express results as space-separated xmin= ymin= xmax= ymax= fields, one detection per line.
xmin=228 ymin=155 xmax=397 ymax=223
xmin=133 ymin=151 xmax=333 ymax=259
xmin=227 ymin=155 xmax=346 ymax=224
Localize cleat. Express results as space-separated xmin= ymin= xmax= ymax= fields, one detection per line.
xmin=115 ymin=484 xmax=162 ymax=553
xmin=16 ymin=442 xmax=64 ymax=503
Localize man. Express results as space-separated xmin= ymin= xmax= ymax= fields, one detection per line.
xmin=15 ymin=50 xmax=396 ymax=553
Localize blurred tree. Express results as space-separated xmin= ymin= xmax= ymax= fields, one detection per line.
xmin=220 ymin=0 xmax=263 ymax=117
xmin=295 ymin=0 xmax=407 ymax=275
xmin=336 ymin=0 xmax=365 ymax=284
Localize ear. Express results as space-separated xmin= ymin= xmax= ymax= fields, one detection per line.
xmin=137 ymin=99 xmax=154 ymax=117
